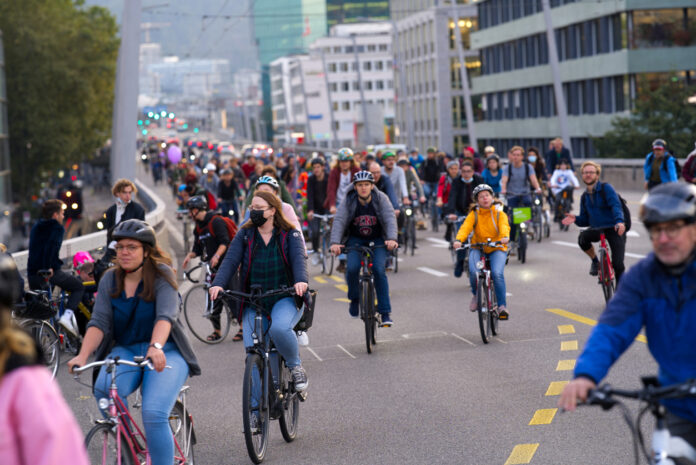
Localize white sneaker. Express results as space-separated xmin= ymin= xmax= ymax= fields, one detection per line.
xmin=296 ymin=331 xmax=309 ymax=346
xmin=58 ymin=309 xmax=79 ymax=338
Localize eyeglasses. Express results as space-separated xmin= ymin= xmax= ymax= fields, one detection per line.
xmin=648 ymin=222 xmax=688 ymax=240
xmin=581 ymin=171 xmax=598 ymax=176
xmin=115 ymin=245 xmax=142 ymax=253
xmin=249 ymin=207 xmax=270 ymax=212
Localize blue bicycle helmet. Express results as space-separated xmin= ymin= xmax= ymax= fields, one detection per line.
xmin=256 ymin=175 xmax=280 ymax=191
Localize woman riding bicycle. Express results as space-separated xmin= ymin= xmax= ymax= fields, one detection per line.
xmin=209 ymin=190 xmax=310 ymax=392
xmin=68 ymin=219 xmax=201 ymax=465
xmin=453 ymin=184 xmax=511 ymax=319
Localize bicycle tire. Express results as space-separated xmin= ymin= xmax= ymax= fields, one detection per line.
xmin=183 ymin=284 xmax=232 ymax=344
xmin=21 ymin=319 xmax=60 ymax=378
xmin=409 ymin=217 xmax=416 ymax=256
xmin=489 ymin=281 xmax=499 ymax=336
xmin=477 ymin=278 xmax=491 ymax=344
xmin=543 ymin=211 xmax=551 ymax=238
xmin=599 ymin=249 xmax=615 ymax=303
xmin=321 ymin=234 xmax=334 ymax=275
xmin=518 ymin=231 xmax=527 ymax=264
xmin=533 ymin=207 xmax=542 ymax=243
xmin=242 ymin=353 xmax=269 ymax=464
xmin=360 ymin=280 xmax=373 ymax=354
xmin=430 ymin=203 xmax=439 ymax=232
xmin=393 ymin=248 xmax=399 ymax=273
xmin=370 ymin=283 xmax=377 ymax=346
xmin=84 ymin=422 xmax=136 ymax=465
xmin=170 ymin=401 xmax=196 ymax=464
xmin=278 ymin=359 xmax=300 ymax=443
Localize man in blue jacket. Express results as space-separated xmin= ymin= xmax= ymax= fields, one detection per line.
xmin=644 ymin=138 xmax=679 ymax=190
xmin=562 ymin=161 xmax=627 ymax=283
xmin=559 ymin=182 xmax=696 ymax=447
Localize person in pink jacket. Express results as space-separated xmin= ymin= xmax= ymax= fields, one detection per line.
xmin=0 ymin=255 xmax=89 ymax=465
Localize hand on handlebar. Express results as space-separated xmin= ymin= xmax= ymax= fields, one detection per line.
xmin=558 ymin=377 xmax=597 ymax=412
xmin=67 ymin=354 xmax=89 ymax=374
xmin=209 ymin=286 xmax=223 ymax=300
xmin=385 ymin=240 xmax=398 ymax=251
xmin=294 ymin=282 xmax=308 ymax=297
xmin=453 ymin=240 xmax=462 ymax=250
xmin=501 ymin=237 xmax=509 ymax=244
xmin=146 ymin=346 xmax=167 ymax=372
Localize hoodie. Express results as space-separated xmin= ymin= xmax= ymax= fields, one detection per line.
xmin=27 ymin=219 xmax=64 ymax=276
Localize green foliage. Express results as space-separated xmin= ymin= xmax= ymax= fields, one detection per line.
xmin=593 ymin=80 xmax=696 ymax=159
xmin=0 ymin=0 xmax=119 ymax=200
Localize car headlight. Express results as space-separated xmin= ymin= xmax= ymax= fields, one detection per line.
xmin=476 ymin=261 xmax=484 ymax=270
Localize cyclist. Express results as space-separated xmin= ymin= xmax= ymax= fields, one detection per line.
xmin=544 ymin=137 xmax=574 ymax=178
xmin=398 ymin=158 xmax=426 ymax=231
xmin=438 ymin=161 xmax=461 ymax=242
xmin=27 ymin=199 xmax=85 ymax=338
xmin=369 ymin=162 xmax=400 ymax=212
xmin=559 ymin=182 xmax=696 ymax=447
xmin=420 ymin=147 xmax=445 ymax=213
xmin=103 ymin=179 xmax=146 ymax=261
xmin=561 ymin=161 xmax=627 ymax=283
xmin=527 ymin=147 xmax=547 ymax=187
xmin=306 ymin=157 xmax=329 ymax=259
xmin=0 ymin=256 xmax=90 ymax=465
xmin=209 ymin=191 xmax=309 ymax=391
xmin=549 ymin=158 xmax=580 ymax=220
xmin=644 ymin=138 xmax=679 ymax=190
xmin=481 ymin=154 xmax=502 ymax=195
xmin=453 ymin=184 xmax=510 ymax=319
xmin=68 ymin=219 xmax=201 ymax=465
xmin=325 ymin=148 xmax=361 ymax=215
xmin=199 ymin=163 xmax=219 ymax=194
xmin=409 ymin=148 xmax=424 ymax=170
xmin=446 ymin=161 xmax=484 ymax=277
xmin=218 ymin=168 xmax=243 ymax=223
xmin=244 ymin=165 xmax=296 ymax=211
xmin=500 ymin=146 xmax=542 ymax=246
xmin=329 ymin=171 xmax=398 ymax=325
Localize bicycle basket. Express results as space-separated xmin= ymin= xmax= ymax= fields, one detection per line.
xmin=512 ymin=207 xmax=532 ymax=224
xmin=16 ymin=292 xmax=54 ymax=320
xmin=294 ymin=290 xmax=317 ymax=332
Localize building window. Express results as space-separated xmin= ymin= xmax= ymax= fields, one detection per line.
xmin=376 ymin=80 xmax=384 ymax=90
xmin=379 ymin=44 xmax=388 ymax=51
xmin=345 ymin=45 xmax=354 ymax=53
xmin=365 ymin=81 xmax=373 ymax=90
xmin=330 ymin=82 xmax=338 ymax=92
xmin=333 ymin=46 xmax=341 ymax=53
xmin=367 ymin=44 xmax=376 ymax=52
xmin=632 ymin=8 xmax=695 ymax=48
xmin=341 ymin=81 xmax=349 ymax=91
xmin=342 ymin=101 xmax=350 ymax=110
xmin=376 ymin=61 xmax=384 ymax=71
xmin=328 ymin=63 xmax=337 ymax=73
xmin=363 ymin=61 xmax=372 ymax=71
xmin=352 ymin=81 xmax=360 ymax=91
xmin=332 ymin=102 xmax=339 ymax=111
xmin=340 ymin=62 xmax=348 ymax=72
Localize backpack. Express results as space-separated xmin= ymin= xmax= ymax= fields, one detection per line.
xmin=196 ymin=215 xmax=237 ymax=243
xmin=506 ymin=162 xmax=531 ymax=186
xmin=669 ymin=155 xmax=682 ymax=180
xmin=582 ymin=183 xmax=632 ymax=231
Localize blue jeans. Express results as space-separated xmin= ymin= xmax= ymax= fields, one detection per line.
xmin=506 ymin=194 xmax=532 ymax=244
xmin=468 ymin=249 xmax=507 ymax=307
xmin=242 ymin=297 xmax=303 ymax=367
xmin=94 ymin=342 xmax=189 ymax=465
xmin=220 ymin=199 xmax=240 ymax=223
xmin=345 ymin=236 xmax=391 ymax=314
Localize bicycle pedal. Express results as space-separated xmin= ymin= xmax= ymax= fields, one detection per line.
xmin=298 ymin=391 xmax=308 ymax=402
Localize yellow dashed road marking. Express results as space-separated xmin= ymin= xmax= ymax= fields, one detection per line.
xmin=556 ymin=359 xmax=576 ymax=371
xmin=504 ymin=444 xmax=539 ymax=465
xmin=547 ymin=308 xmax=647 ymax=344
xmin=314 ymin=276 xmax=327 ymax=284
xmin=335 ymin=284 xmax=348 ymax=292
xmin=557 ymin=324 xmax=575 ymax=334
xmin=328 ymin=275 xmax=344 ymax=283
xmin=561 ymin=340 xmax=578 ymax=351
xmin=334 ymin=297 xmax=350 ymax=303
xmin=545 ymin=381 xmax=569 ymax=396
xmin=529 ymin=408 xmax=557 ymax=425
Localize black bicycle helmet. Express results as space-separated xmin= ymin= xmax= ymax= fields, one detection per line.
xmin=0 ymin=255 xmax=21 ymax=308
xmin=639 ymin=182 xmax=696 ymax=227
xmin=352 ymin=170 xmax=374 ymax=184
xmin=472 ymin=184 xmax=495 ymax=200
xmin=186 ymin=195 xmax=208 ymax=211
xmin=112 ymin=219 xmax=156 ymax=247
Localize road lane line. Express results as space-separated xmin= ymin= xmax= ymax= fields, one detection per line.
xmin=626 ymin=252 xmax=647 ymax=259
xmin=305 ymin=347 xmax=323 ymax=362
xmin=547 ymin=308 xmax=647 ymax=343
xmin=416 ymin=267 xmax=448 ymax=277
xmin=328 ymin=275 xmax=344 ymax=283
xmin=335 ymin=284 xmax=348 ymax=292
xmin=545 ymin=381 xmax=569 ymax=396
xmin=561 ymin=340 xmax=578 ymax=351
xmin=529 ymin=408 xmax=558 ymax=425
xmin=496 ymin=337 xmax=508 ymax=344
xmin=426 ymin=237 xmax=449 ymax=245
xmin=556 ymin=359 xmax=576 ymax=371
xmin=504 ymin=444 xmax=539 ymax=465
xmin=557 ymin=324 xmax=575 ymax=335
xmin=552 ymin=240 xmax=645 ymax=258
xmin=314 ymin=276 xmax=327 ymax=284
xmin=334 ymin=297 xmax=350 ymax=303
xmin=336 ymin=344 xmax=356 ymax=359
xmin=627 ymin=230 xmax=640 ymax=238
xmin=450 ymin=333 xmax=476 ymax=346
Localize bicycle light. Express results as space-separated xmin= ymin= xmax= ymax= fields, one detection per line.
xmin=141 ymin=154 xmax=147 ymax=161
xmin=520 ymin=222 xmax=527 ymax=230
xmin=405 ymin=208 xmax=412 ymax=216
xmin=534 ymin=198 xmax=541 ymax=205
xmin=98 ymin=398 xmax=110 ymax=410
xmin=476 ymin=261 xmax=485 ymax=271
xmin=228 ymin=210 xmax=235 ymax=216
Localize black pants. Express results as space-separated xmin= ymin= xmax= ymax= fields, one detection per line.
xmin=28 ymin=270 xmax=85 ymax=311
xmin=309 ymin=217 xmax=321 ymax=252
xmin=578 ymin=227 xmax=626 ymax=283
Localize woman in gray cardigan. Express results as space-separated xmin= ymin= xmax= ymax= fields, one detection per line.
xmin=68 ymin=219 xmax=199 ymax=465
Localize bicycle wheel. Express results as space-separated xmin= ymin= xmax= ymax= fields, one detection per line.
xmin=598 ymin=249 xmax=615 ymax=303
xmin=242 ymin=353 xmax=269 ymax=464
xmin=393 ymin=248 xmax=399 ymax=273
xmin=170 ymin=401 xmax=196 ymax=464
xmin=408 ymin=217 xmax=416 ymax=256
xmin=533 ymin=208 xmax=542 ymax=243
xmin=84 ymin=422 xmax=136 ymax=465
xmin=321 ymin=233 xmax=334 ymax=275
xmin=489 ymin=281 xmax=499 ymax=336
xmin=360 ymin=280 xmax=373 ymax=354
xmin=518 ymin=230 xmax=527 ymax=264
xmin=430 ymin=203 xmax=439 ymax=232
xmin=183 ymin=284 xmax=232 ymax=344
xmin=543 ymin=211 xmax=551 ymax=238
xmin=477 ymin=278 xmax=491 ymax=344
xmin=369 ymin=283 xmax=377 ymax=346
xmin=278 ymin=359 xmax=300 ymax=443
xmin=21 ymin=319 xmax=60 ymax=378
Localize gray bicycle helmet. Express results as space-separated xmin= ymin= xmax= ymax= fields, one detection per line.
xmin=639 ymin=182 xmax=696 ymax=227
xmin=112 ymin=219 xmax=156 ymax=247
xmin=255 ymin=175 xmax=280 ymax=191
xmin=186 ymin=195 xmax=208 ymax=211
xmin=472 ymin=184 xmax=495 ymax=200
xmin=352 ymin=170 xmax=374 ymax=184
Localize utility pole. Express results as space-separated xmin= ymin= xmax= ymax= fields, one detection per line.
xmin=392 ymin=20 xmax=414 ymax=150
xmin=320 ymin=49 xmax=339 ymax=149
xmin=542 ymin=0 xmax=570 ymax=151
xmin=351 ymin=34 xmax=371 ymax=145
xmin=451 ymin=2 xmax=477 ymax=151
xmin=110 ymin=0 xmax=142 ymax=183
xmin=297 ymin=58 xmax=314 ymax=145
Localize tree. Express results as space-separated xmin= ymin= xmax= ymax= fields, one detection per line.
xmin=593 ymin=79 xmax=696 ymax=159
xmin=0 ymin=0 xmax=119 ymax=201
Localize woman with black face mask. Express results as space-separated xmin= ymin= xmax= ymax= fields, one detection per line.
xmin=209 ymin=191 xmax=310 ymax=392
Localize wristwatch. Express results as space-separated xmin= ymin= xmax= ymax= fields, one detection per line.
xmin=149 ymin=342 xmax=163 ymax=350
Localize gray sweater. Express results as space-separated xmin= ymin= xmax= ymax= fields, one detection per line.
xmin=330 ymin=188 xmax=398 ymax=245
xmin=87 ymin=266 xmax=201 ymax=376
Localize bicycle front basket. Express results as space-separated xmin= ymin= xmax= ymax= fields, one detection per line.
xmin=294 ymin=290 xmax=317 ymax=332
xmin=18 ymin=292 xmax=54 ymax=320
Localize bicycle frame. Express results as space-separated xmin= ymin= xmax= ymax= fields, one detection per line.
xmin=599 ymin=233 xmax=615 ymax=282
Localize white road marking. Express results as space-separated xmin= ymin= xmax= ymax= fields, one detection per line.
xmin=426 ymin=237 xmax=449 ymax=245
xmin=401 ymin=331 xmax=449 ymax=339
xmin=305 ymin=347 xmax=323 ymax=362
xmin=429 ymin=244 xmax=449 ymax=248
xmin=625 ymin=252 xmax=647 ymax=259
xmin=450 ymin=333 xmax=476 ymax=346
xmin=506 ymin=292 xmax=513 ymax=297
xmin=627 ymin=231 xmax=640 ymax=238
xmin=336 ymin=344 xmax=357 ymax=359
xmin=417 ymin=267 xmax=448 ymax=277
xmin=553 ymin=241 xmax=646 ymax=259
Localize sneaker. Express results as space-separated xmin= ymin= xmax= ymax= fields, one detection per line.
xmin=589 ymin=259 xmax=599 ymax=276
xmin=296 ymin=331 xmax=309 ymax=346
xmin=454 ymin=259 xmax=464 ymax=278
xmin=385 ymin=257 xmax=394 ymax=271
xmin=310 ymin=254 xmax=321 ymax=266
xmin=291 ymin=366 xmax=308 ymax=392
xmin=349 ymin=300 xmax=359 ymax=318
xmin=336 ymin=261 xmax=346 ymax=273
xmin=498 ymin=306 xmax=509 ymax=320
xmin=380 ymin=313 xmax=393 ymax=327
xmin=58 ymin=309 xmax=79 ymax=338
xmin=470 ymin=294 xmax=478 ymax=312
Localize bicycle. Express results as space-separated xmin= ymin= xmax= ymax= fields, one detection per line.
xmin=183 ymin=261 xmax=236 ymax=344
xmin=595 ymin=230 xmax=615 ymax=303
xmin=73 ymin=357 xmax=196 ymax=465
xmin=553 ymin=187 xmax=573 ymax=232
xmin=221 ymin=286 xmax=312 ymax=464
xmin=11 ymin=290 xmax=61 ymax=378
xmin=313 ymin=214 xmax=335 ymax=275
xmin=583 ymin=377 xmax=696 ymax=465
xmin=445 ymin=215 xmax=467 ymax=264
xmin=402 ymin=203 xmax=417 ymax=256
xmin=427 ymin=187 xmax=439 ymax=232
xmin=467 ymin=240 xmax=504 ymax=344
xmin=531 ymin=193 xmax=550 ymax=242
xmin=32 ymin=269 xmax=83 ymax=356
xmin=505 ymin=195 xmax=531 ymax=264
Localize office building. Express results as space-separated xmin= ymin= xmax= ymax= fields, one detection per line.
xmin=148 ymin=58 xmax=231 ymax=98
xmin=327 ymin=0 xmax=390 ymax=28
xmin=471 ymin=0 xmax=696 ymax=157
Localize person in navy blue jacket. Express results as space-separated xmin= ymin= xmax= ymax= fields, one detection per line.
xmin=559 ymin=182 xmax=696 ymax=447
xmin=209 ymin=190 xmax=309 ymax=392
xmin=562 ymin=161 xmax=627 ymax=283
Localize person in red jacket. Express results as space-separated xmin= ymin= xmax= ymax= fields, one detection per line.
xmin=324 ymin=148 xmax=361 ymax=214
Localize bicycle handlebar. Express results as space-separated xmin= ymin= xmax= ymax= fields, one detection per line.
xmin=469 ymin=241 xmax=505 ymax=249
xmin=313 ymin=214 xmax=334 ymax=221
xmin=585 ymin=379 xmax=696 ymax=410
xmin=183 ymin=263 xmax=209 ymax=284
xmin=72 ymin=356 xmax=155 ymax=375
xmin=221 ymin=286 xmax=298 ymax=303
xmin=444 ymin=215 xmax=467 ymax=224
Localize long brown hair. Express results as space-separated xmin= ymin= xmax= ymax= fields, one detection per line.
xmin=243 ymin=190 xmax=296 ymax=232
xmin=0 ymin=311 xmax=37 ymax=381
xmin=110 ymin=243 xmax=178 ymax=301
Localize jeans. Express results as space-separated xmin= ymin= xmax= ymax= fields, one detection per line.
xmin=94 ymin=342 xmax=189 ymax=465
xmin=242 ymin=297 xmax=303 ymax=367
xmin=219 ymin=199 xmax=240 ymax=223
xmin=345 ymin=236 xmax=391 ymax=314
xmin=506 ymin=194 xmax=532 ymax=244
xmin=28 ymin=270 xmax=85 ymax=311
xmin=578 ymin=227 xmax=626 ymax=283
xmin=468 ymin=249 xmax=507 ymax=307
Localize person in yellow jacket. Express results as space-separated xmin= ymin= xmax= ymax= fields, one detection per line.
xmin=453 ymin=184 xmax=511 ymax=319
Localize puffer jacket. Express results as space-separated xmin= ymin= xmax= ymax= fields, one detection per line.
xmin=329 ymin=188 xmax=398 ymax=245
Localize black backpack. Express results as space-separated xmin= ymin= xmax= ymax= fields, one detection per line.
xmin=582 ymin=183 xmax=632 ymax=231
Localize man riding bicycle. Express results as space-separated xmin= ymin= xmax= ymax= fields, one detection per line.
xmin=559 ymin=182 xmax=696 ymax=448
xmin=561 ymin=161 xmax=627 ymax=284
xmin=329 ymin=171 xmax=398 ymax=326
xmin=500 ymin=146 xmax=542 ymax=246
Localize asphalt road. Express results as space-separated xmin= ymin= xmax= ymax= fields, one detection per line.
xmin=56 ymin=178 xmax=658 ymax=465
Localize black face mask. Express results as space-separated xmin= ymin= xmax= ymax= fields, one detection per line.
xmin=250 ymin=209 xmax=268 ymax=227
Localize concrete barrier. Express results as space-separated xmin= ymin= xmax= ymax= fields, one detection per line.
xmin=586 ymin=158 xmax=645 ymax=191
